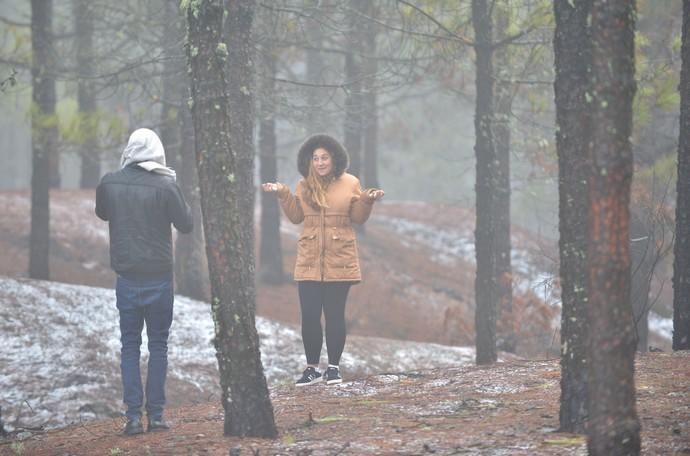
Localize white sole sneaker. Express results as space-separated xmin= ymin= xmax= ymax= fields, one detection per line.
xmin=325 ymin=378 xmax=342 ymax=385
xmin=295 ymin=377 xmax=322 ymax=387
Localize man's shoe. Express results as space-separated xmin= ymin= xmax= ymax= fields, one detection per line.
xmin=123 ymin=418 xmax=144 ymax=436
xmin=295 ymin=367 xmax=322 ymax=386
xmin=325 ymin=366 xmax=342 ymax=385
xmin=147 ymin=418 xmax=170 ymax=432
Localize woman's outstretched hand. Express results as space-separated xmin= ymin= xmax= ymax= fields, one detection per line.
xmin=366 ymin=188 xmax=385 ymax=201
xmin=262 ymin=182 xmax=281 ymax=192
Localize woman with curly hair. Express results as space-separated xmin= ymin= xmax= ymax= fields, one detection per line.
xmin=262 ymin=134 xmax=384 ymax=386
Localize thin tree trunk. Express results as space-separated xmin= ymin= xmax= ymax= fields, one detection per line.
xmin=305 ymin=0 xmax=327 ymax=133
xmin=554 ymin=0 xmax=592 ymax=433
xmin=165 ymin=0 xmax=209 ymax=301
xmin=159 ymin=0 xmax=184 ymax=172
xmin=175 ymin=102 xmax=209 ymax=301
xmin=74 ymin=0 xmax=100 ymax=189
xmin=30 ymin=0 xmax=57 ymax=280
xmin=343 ymin=0 xmax=366 ymax=179
xmin=587 ymin=0 xmax=641 ymax=453
xmin=493 ymin=6 xmax=514 ymax=354
xmin=258 ymin=44 xmax=284 ymax=285
xmin=630 ymin=210 xmax=652 ymax=352
xmin=362 ymin=2 xmax=379 ymax=190
xmin=186 ymin=0 xmax=277 ymax=437
xmin=673 ymin=0 xmax=690 ymax=351
xmin=472 ymin=0 xmax=497 ymax=365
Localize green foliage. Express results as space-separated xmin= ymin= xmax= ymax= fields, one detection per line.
xmin=215 ymin=43 xmax=229 ymax=61
xmin=10 ymin=442 xmax=24 ymax=456
xmin=180 ymin=0 xmax=201 ymax=19
xmin=314 ymin=415 xmax=350 ymax=424
xmin=109 ymin=448 xmax=125 ymax=456
xmin=544 ymin=437 xmax=586 ymax=446
xmin=633 ymin=27 xmax=681 ymax=157
xmin=636 ymin=153 xmax=677 ymax=186
xmin=54 ymin=97 xmax=127 ymax=147
xmin=29 ymin=102 xmax=59 ymax=130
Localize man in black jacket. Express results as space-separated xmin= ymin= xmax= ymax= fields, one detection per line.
xmin=96 ymin=128 xmax=193 ymax=436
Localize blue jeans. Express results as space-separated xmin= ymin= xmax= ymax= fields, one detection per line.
xmin=116 ymin=275 xmax=174 ymax=421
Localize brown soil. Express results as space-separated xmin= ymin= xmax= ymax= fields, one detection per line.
xmin=4 ymin=352 xmax=689 ymax=455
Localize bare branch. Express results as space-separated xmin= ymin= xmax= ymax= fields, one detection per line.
xmin=395 ymin=0 xmax=474 ymax=46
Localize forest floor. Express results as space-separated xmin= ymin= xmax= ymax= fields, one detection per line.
xmin=3 ymin=352 xmax=689 ymax=455
xmin=0 ymin=190 xmax=683 ymax=454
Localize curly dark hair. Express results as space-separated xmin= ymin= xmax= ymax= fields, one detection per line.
xmin=297 ymin=134 xmax=349 ymax=178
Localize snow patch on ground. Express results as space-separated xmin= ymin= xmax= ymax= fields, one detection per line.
xmin=0 ymin=276 xmax=476 ymax=431
xmin=649 ymin=312 xmax=674 ymax=341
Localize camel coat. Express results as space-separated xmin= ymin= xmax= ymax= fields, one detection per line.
xmin=278 ymin=172 xmax=375 ymax=282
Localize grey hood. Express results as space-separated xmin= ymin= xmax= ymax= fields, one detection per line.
xmin=120 ymin=128 xmax=176 ymax=178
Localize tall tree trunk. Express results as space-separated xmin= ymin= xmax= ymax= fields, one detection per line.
xmin=362 ymin=2 xmax=379 ymax=189
xmin=673 ymin=0 xmax=690 ymax=351
xmin=493 ymin=6 xmax=514 ymax=354
xmin=186 ymin=0 xmax=277 ymax=438
xmin=554 ymin=0 xmax=592 ymax=433
xmin=305 ymin=0 xmax=327 ymax=133
xmin=30 ymin=0 xmax=57 ymax=280
xmin=175 ymin=102 xmax=209 ymax=301
xmin=343 ymin=0 xmax=366 ymax=179
xmin=74 ymin=0 xmax=99 ymax=189
xmin=587 ymin=0 xmax=641 ymax=454
xmin=258 ymin=44 xmax=284 ymax=285
xmin=630 ymin=210 xmax=653 ymax=352
xmin=164 ymin=0 xmax=209 ymax=301
xmin=159 ymin=0 xmax=184 ymax=172
xmin=472 ymin=0 xmax=497 ymax=365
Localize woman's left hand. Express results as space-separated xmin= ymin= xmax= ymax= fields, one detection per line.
xmin=366 ymin=188 xmax=385 ymax=201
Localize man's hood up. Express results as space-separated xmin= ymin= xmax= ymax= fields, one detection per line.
xmin=120 ymin=128 xmax=176 ymax=178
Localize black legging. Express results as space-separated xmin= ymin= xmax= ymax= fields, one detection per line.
xmin=298 ymin=281 xmax=352 ymax=366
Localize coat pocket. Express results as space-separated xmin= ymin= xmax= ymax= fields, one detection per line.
xmin=326 ymin=230 xmax=358 ymax=270
xmin=296 ymin=233 xmax=319 ymax=269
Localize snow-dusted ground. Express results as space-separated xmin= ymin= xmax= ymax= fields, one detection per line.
xmin=0 ymin=276 xmax=475 ymax=431
xmin=371 ymin=214 xmax=560 ymax=306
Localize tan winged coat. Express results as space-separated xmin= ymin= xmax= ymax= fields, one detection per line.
xmin=277 ymin=173 xmax=375 ymax=282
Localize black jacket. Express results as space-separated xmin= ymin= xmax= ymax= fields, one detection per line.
xmin=95 ymin=165 xmax=193 ymax=278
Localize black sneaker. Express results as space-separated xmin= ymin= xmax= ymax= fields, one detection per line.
xmin=295 ymin=367 xmax=322 ymax=386
xmin=147 ymin=418 xmax=170 ymax=432
xmin=123 ymin=418 xmax=144 ymax=436
xmin=325 ymin=366 xmax=342 ymax=385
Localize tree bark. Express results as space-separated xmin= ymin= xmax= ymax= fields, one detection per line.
xmin=305 ymin=0 xmax=327 ymax=133
xmin=343 ymin=0 xmax=366 ymax=179
xmin=630 ymin=210 xmax=653 ymax=352
xmin=673 ymin=0 xmax=690 ymax=351
xmin=258 ymin=43 xmax=284 ymax=285
xmin=493 ymin=5 xmax=514 ymax=355
xmin=472 ymin=0 xmax=497 ymax=365
xmin=362 ymin=2 xmax=379 ymax=190
xmin=163 ymin=0 xmax=209 ymax=301
xmin=30 ymin=0 xmax=57 ymax=280
xmin=175 ymin=102 xmax=209 ymax=302
xmin=587 ymin=0 xmax=641 ymax=453
xmin=74 ymin=0 xmax=100 ymax=189
xmin=159 ymin=0 xmax=184 ymax=172
xmin=186 ymin=0 xmax=277 ymax=437
xmin=553 ymin=0 xmax=592 ymax=433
